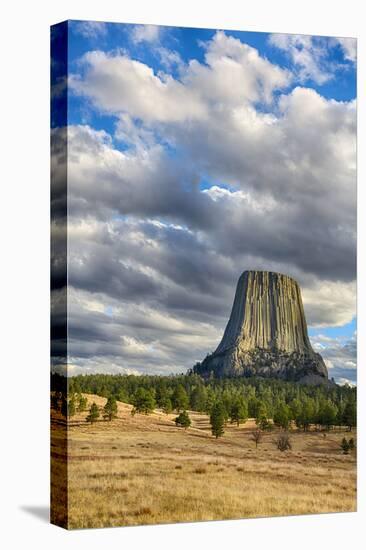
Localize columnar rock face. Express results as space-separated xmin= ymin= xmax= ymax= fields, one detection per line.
xmin=194 ymin=271 xmax=329 ymax=385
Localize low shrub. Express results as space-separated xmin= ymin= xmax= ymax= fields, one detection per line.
xmin=276 ymin=433 xmax=292 ymax=452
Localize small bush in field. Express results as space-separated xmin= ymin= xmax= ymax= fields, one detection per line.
xmin=194 ymin=467 xmax=207 ymax=474
xmin=340 ymin=437 xmax=355 ymax=453
xmin=134 ymin=506 xmax=152 ymax=516
xmin=341 ymin=437 xmax=350 ymax=454
xmin=276 ymin=433 xmax=292 ymax=451
xmin=251 ymin=429 xmax=263 ymax=448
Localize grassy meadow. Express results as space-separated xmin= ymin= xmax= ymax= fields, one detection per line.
xmin=51 ymin=394 xmax=356 ymax=529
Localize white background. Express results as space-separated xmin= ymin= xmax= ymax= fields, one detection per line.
xmin=1 ymin=0 xmax=365 ymax=548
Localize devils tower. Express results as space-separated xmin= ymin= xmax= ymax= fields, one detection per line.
xmin=194 ymin=271 xmax=329 ymax=385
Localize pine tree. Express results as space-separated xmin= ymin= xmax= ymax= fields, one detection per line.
xmin=290 ymin=398 xmax=302 ymax=424
xmin=103 ymin=396 xmax=118 ymax=421
xmin=190 ymin=386 xmax=207 ymax=411
xmin=132 ymin=388 xmax=156 ymax=415
xmin=255 ymin=402 xmax=272 ymax=431
xmin=204 ymin=387 xmax=216 ymax=414
xmin=155 ymin=384 xmax=169 ymax=408
xmin=172 ymin=385 xmax=189 ymax=412
xmin=210 ymin=402 xmax=225 ymax=439
xmin=161 ymin=396 xmax=173 ymax=414
xmin=175 ymin=410 xmax=191 ymax=429
xmin=318 ymin=400 xmax=337 ymax=430
xmin=248 ymin=397 xmax=261 ymax=418
xmin=117 ymin=388 xmax=129 ymax=403
xmin=297 ymin=397 xmax=315 ymax=431
xmin=342 ymin=400 xmax=356 ymax=431
xmin=86 ymin=402 xmax=100 ymax=423
xmin=230 ymin=398 xmax=248 ymax=426
xmin=273 ymin=401 xmax=291 ymax=430
xmin=77 ymin=394 xmax=88 ymax=412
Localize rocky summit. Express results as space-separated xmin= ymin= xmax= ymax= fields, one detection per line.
xmin=194 ymin=270 xmax=329 ymax=385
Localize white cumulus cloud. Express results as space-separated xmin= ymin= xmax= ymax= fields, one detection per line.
xmin=131 ymin=24 xmax=161 ymax=44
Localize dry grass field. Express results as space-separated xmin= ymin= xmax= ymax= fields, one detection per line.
xmin=51 ymin=394 xmax=357 ymax=529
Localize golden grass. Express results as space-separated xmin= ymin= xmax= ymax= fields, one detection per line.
xmin=51 ymin=394 xmax=357 ymax=529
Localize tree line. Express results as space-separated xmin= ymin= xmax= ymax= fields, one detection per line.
xmin=51 ymin=372 xmax=356 ymax=432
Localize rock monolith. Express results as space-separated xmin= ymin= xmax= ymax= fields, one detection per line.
xmin=194 ymin=271 xmax=329 ymax=385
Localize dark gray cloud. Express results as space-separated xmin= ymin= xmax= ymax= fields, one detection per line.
xmin=65 ymin=288 xmax=221 ymax=375
xmin=62 ymin=98 xmax=356 ymax=283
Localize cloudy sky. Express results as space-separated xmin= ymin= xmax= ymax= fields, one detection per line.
xmin=51 ymin=21 xmax=357 ymax=384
